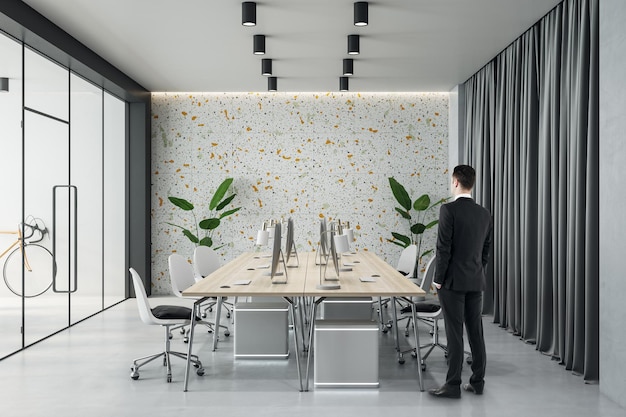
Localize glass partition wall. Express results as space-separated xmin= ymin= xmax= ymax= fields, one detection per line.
xmin=0 ymin=31 xmax=127 ymax=358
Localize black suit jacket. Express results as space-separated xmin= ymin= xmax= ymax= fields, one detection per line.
xmin=434 ymin=197 xmax=492 ymax=292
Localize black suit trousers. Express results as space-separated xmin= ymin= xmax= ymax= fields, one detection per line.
xmin=438 ymin=288 xmax=486 ymax=387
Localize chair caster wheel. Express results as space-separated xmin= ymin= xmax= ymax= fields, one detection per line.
xmin=208 ymin=307 xmax=213 ymax=312
xmin=466 ymin=356 xmax=473 ymax=364
xmin=382 ymin=328 xmax=388 ymax=334
xmin=201 ymin=313 xmax=207 ymax=318
xmin=184 ymin=337 xmax=189 ymax=343
xmin=411 ymin=351 xmax=417 ymax=358
xmin=168 ymin=334 xmax=173 ymax=340
xmin=404 ymin=331 xmax=409 ymax=337
xmin=385 ymin=322 xmax=393 ymax=329
xmin=167 ymin=375 xmax=172 ymax=383
xmin=130 ymin=368 xmax=139 ymax=380
xmin=180 ymin=328 xmax=186 ymax=335
xmin=196 ymin=368 xmax=205 ymax=376
xmin=224 ymin=330 xmax=231 ymax=337
xmin=398 ymin=354 xmax=405 ymax=364
xmin=227 ymin=313 xmax=231 ymax=319
xmin=421 ymin=362 xmax=427 ymax=371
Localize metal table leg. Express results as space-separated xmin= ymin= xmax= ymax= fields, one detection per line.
xmin=212 ymin=296 xmax=223 ymax=351
xmin=411 ymin=303 xmax=424 ymax=391
xmin=284 ymin=297 xmax=304 ymax=392
xmin=304 ymin=297 xmax=324 ymax=392
xmin=184 ymin=296 xmax=208 ymax=392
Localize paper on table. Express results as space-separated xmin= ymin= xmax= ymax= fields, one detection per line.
xmin=359 ymin=276 xmax=377 ymax=282
xmin=233 ymin=280 xmax=251 ymax=285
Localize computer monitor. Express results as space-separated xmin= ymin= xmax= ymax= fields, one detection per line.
xmin=328 ymin=222 xmax=341 ymax=277
xmin=317 ymin=221 xmax=341 ymax=290
xmin=268 ymin=222 xmax=287 ymax=283
xmin=284 ymin=217 xmax=298 ymax=267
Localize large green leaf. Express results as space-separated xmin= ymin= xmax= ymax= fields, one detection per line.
xmin=395 ymin=207 xmax=411 ymax=220
xmin=429 ymin=197 xmax=448 ymax=210
xmin=216 ymin=193 xmax=237 ymax=211
xmin=386 ymin=239 xmax=408 ymax=248
xmin=164 ymin=221 xmax=187 ymax=230
xmin=199 ymin=236 xmax=213 ymax=247
xmin=425 ymin=219 xmax=439 ymax=229
xmin=413 ymin=194 xmax=430 ymax=211
xmin=219 ymin=207 xmax=241 ymax=219
xmin=182 ymin=229 xmax=199 ymax=243
xmin=168 ymin=196 xmax=194 ymax=211
xmin=209 ymin=178 xmax=233 ymax=210
xmin=199 ymin=218 xmax=221 ymax=230
xmin=389 ymin=177 xmax=411 ymax=211
xmin=390 ymin=232 xmax=411 ymax=246
xmin=410 ymin=223 xmax=427 ymax=235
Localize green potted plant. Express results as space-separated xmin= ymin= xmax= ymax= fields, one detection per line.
xmin=387 ymin=177 xmax=447 ymax=273
xmin=166 ymin=178 xmax=241 ymax=248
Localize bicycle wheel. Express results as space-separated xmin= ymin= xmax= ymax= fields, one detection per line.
xmin=3 ymin=244 xmax=55 ymax=298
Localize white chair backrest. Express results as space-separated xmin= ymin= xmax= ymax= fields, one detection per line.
xmin=396 ymin=244 xmax=418 ymax=278
xmin=193 ymin=245 xmax=221 ymax=279
xmin=420 ymin=256 xmax=437 ymax=294
xmin=129 ymin=268 xmax=156 ymax=325
xmin=168 ymin=254 xmax=197 ymax=298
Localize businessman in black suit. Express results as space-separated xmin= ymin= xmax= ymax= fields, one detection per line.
xmin=429 ymin=165 xmax=493 ymax=399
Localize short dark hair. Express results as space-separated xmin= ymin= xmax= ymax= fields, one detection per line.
xmin=453 ymin=165 xmax=476 ymax=190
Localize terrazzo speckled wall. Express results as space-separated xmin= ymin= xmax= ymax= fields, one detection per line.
xmin=151 ymin=92 xmax=449 ymax=294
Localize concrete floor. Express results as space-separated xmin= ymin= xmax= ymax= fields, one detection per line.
xmin=0 ymin=297 xmax=623 ymax=417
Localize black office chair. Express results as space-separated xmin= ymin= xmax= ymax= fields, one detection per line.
xmin=397 ymin=257 xmax=472 ymax=370
xmin=128 ymin=267 xmax=205 ymax=383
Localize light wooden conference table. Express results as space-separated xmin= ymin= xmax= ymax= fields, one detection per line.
xmin=182 ymin=250 xmax=426 ymax=392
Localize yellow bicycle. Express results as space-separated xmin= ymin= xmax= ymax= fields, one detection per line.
xmin=1 ymin=216 xmax=56 ymax=297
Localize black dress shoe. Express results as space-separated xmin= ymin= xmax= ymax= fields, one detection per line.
xmin=462 ymin=383 xmax=484 ymax=395
xmin=428 ymin=385 xmax=461 ymax=399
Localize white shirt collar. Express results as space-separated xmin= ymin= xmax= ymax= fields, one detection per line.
xmin=454 ymin=193 xmax=473 ymax=201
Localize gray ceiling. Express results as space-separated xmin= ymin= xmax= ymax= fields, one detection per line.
xmin=22 ymin=0 xmax=562 ymax=93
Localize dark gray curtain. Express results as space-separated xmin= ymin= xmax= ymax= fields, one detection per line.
xmin=462 ymin=0 xmax=599 ymax=381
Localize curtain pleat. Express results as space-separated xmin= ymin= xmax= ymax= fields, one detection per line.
xmin=462 ymin=0 xmax=599 ymax=382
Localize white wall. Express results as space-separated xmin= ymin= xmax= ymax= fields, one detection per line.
xmin=151 ymin=92 xmax=449 ymax=294
xmin=599 ymin=0 xmax=626 ymax=408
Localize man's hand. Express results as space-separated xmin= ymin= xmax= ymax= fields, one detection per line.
xmin=434 ymin=283 xmax=442 ymax=290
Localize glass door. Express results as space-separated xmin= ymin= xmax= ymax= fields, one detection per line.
xmin=0 ymin=33 xmax=128 ymax=358
xmin=0 ymin=31 xmax=24 ymax=358
xmin=70 ymin=74 xmax=103 ymax=323
xmin=23 ymin=47 xmax=71 ymax=345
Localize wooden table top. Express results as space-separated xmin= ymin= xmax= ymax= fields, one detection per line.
xmin=183 ymin=251 xmax=425 ymax=298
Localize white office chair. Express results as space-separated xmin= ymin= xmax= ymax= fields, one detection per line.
xmin=378 ymin=244 xmax=418 ymax=332
xmin=396 ymin=244 xmax=418 ymax=279
xmin=128 ymin=267 xmax=205 ymax=383
xmin=169 ymin=253 xmax=230 ymax=341
xmin=193 ymin=245 xmax=234 ymax=320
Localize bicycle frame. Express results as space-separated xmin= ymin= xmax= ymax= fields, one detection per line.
xmin=0 ymin=228 xmax=35 ymax=272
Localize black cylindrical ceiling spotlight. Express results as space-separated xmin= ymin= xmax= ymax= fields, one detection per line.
xmin=343 ymin=59 xmax=354 ymax=76
xmin=0 ymin=77 xmax=8 ymax=92
xmin=268 ymin=76 xmax=277 ymax=91
xmin=253 ymin=34 xmax=265 ymax=55
xmin=261 ymin=59 xmax=272 ymax=76
xmin=348 ymin=34 xmax=360 ymax=55
xmin=354 ymin=2 xmax=368 ymax=26
xmin=242 ymin=2 xmax=256 ymax=26
xmin=340 ymin=77 xmax=349 ymax=92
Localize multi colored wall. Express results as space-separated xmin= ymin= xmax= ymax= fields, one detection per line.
xmin=151 ymin=92 xmax=449 ymax=294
